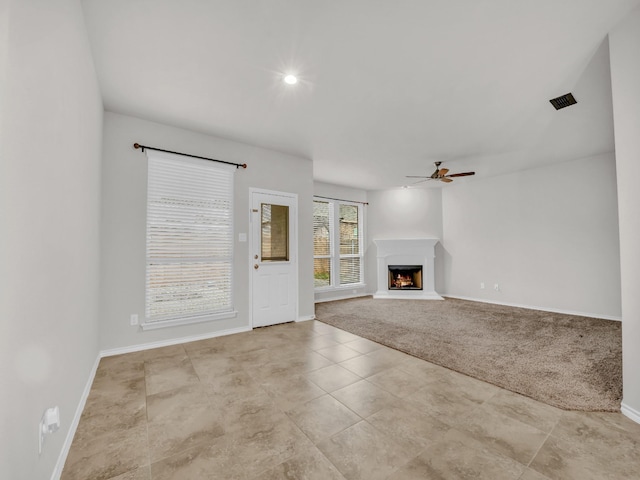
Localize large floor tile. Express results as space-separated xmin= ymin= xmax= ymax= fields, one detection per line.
xmin=150 ymin=417 xmax=312 ymax=480
xmin=214 ymin=391 xmax=286 ymax=436
xmin=331 ymin=380 xmax=399 ymax=417
xmin=387 ymin=428 xmax=525 ymax=480
xmin=551 ymin=410 xmax=640 ymax=449
xmin=404 ymin=378 xmax=484 ymax=420
xmin=305 ymin=334 xmax=341 ymax=351
xmin=145 ymin=355 xmax=200 ymax=396
xmin=339 ymin=354 xmax=397 ymax=378
xmin=252 ymin=350 xmax=335 ymax=377
xmin=286 ymin=394 xmax=361 ymax=443
xmin=61 ymin=423 xmax=149 ymax=480
xmin=366 ymin=401 xmax=450 ymax=450
xmin=146 ymin=384 xmax=224 ymax=462
xmin=94 ymin=353 xmax=145 ymax=383
xmin=396 ymin=356 xmax=452 ymax=384
xmin=483 ymin=389 xmax=563 ymax=434
xmin=519 ymin=469 xmax=553 ymax=480
xmin=367 ymin=367 xmax=426 ymax=398
xmin=306 ymin=364 xmax=362 ymax=393
xmin=200 ymin=370 xmax=267 ymax=403
xmin=254 ymin=445 xmax=346 ymax=480
xmin=529 ymin=433 xmax=639 ymax=480
xmin=108 ymin=466 xmax=151 ymax=480
xmin=316 ymin=344 xmax=362 ymax=363
xmin=317 ymin=420 xmax=421 ymax=480
xmin=528 ymin=410 xmax=640 ymax=480
xmin=326 ymin=329 xmax=362 ymax=344
xmin=342 ymin=337 xmax=384 ymax=354
xmin=188 ymin=348 xmax=244 ymax=380
xmin=454 ymin=403 xmax=548 ymax=465
xmin=259 ymin=373 xmax=326 ymax=410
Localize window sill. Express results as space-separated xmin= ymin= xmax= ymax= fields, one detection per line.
xmin=140 ymin=310 xmax=238 ymax=331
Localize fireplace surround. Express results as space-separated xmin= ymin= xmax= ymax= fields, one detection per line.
xmin=373 ymin=238 xmax=443 ymax=300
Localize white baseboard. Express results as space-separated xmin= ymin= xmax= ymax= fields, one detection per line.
xmin=100 ymin=325 xmax=252 ymax=357
xmin=314 ymin=292 xmax=370 ymax=304
xmin=297 ymin=315 xmax=316 ymax=322
xmin=621 ymin=402 xmax=640 ymax=425
xmin=51 ymin=353 xmax=101 ymax=480
xmin=442 ymin=294 xmax=622 ymax=322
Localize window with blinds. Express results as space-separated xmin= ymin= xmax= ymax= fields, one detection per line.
xmin=145 ymin=150 xmax=236 ymax=327
xmin=339 ymin=204 xmax=360 ymax=285
xmin=313 ymin=201 xmax=332 ymax=287
xmin=313 ymin=198 xmax=363 ymax=289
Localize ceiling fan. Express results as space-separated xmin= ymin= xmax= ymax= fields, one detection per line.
xmin=406 ymin=161 xmax=475 ymax=184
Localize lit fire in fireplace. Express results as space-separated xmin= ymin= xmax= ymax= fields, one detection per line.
xmin=388 ymin=265 xmax=423 ymax=290
xmin=394 ymin=274 xmax=414 ymax=288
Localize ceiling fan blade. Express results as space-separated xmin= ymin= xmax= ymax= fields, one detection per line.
xmin=440 ymin=177 xmax=453 ymax=183
xmin=405 ymin=175 xmax=430 ymax=178
xmin=410 ymin=178 xmax=431 ymax=185
xmin=438 ymin=168 xmax=449 ymax=176
xmin=445 ymin=172 xmax=475 ymax=178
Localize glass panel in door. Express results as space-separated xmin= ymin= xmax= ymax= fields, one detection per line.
xmin=261 ymin=203 xmax=289 ymax=262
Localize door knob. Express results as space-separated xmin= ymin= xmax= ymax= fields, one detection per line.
xmin=254 ymin=264 xmax=259 ymax=269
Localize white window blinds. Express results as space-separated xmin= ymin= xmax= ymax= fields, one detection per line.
xmin=145 ymin=150 xmax=235 ymax=325
xmin=313 ymin=200 xmax=332 ymax=287
xmin=339 ymin=203 xmax=360 ymax=285
xmin=313 ymin=198 xmax=363 ymax=289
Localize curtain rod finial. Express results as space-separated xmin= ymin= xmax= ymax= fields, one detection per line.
xmin=242 ymin=163 xmax=247 ymax=169
xmin=134 ymin=143 xmax=141 ymax=149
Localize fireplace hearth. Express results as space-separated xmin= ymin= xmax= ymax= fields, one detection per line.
xmin=388 ymin=265 xmax=422 ymax=290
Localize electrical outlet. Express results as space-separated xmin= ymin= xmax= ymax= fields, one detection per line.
xmin=39 ymin=406 xmax=60 ymax=454
xmin=494 ymin=283 xmax=500 ymax=291
xmin=480 ymin=282 xmax=485 ymax=289
xmin=130 ymin=314 xmax=139 ymax=326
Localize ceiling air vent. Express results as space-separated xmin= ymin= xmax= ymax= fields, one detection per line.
xmin=549 ymin=92 xmax=577 ymax=110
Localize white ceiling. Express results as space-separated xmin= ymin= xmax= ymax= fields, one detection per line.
xmin=81 ymin=0 xmax=640 ymax=190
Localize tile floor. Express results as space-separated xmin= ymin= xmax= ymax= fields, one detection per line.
xmin=61 ymin=320 xmax=640 ymax=480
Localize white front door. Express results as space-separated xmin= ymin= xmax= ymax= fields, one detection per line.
xmin=250 ymin=189 xmax=297 ymax=328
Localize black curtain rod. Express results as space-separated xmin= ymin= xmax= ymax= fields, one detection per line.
xmin=133 ymin=143 xmax=247 ymax=169
xmin=314 ymin=195 xmax=368 ymax=205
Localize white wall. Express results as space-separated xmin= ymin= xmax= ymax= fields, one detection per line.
xmin=609 ymin=6 xmax=640 ymax=422
xmin=365 ymin=188 xmax=444 ymax=293
xmin=313 ymin=182 xmax=368 ymax=302
xmin=441 ymin=153 xmax=621 ymax=319
xmin=100 ymin=112 xmax=314 ymax=351
xmin=0 ymin=1 xmax=103 ymax=478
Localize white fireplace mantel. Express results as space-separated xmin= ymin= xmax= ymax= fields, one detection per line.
xmin=373 ymin=238 xmax=443 ymax=300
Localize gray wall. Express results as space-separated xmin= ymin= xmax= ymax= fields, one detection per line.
xmin=0 ymin=0 xmax=103 ymax=478
xmin=610 ymin=6 xmax=640 ymax=420
xmin=100 ymin=112 xmax=314 ymax=351
xmin=365 ymin=188 xmax=445 ymax=293
xmin=441 ymin=153 xmax=621 ymax=319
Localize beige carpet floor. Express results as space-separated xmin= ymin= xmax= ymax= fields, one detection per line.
xmin=315 ymin=296 xmax=622 ymax=411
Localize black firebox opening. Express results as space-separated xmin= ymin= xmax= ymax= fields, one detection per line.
xmin=388 ymin=265 xmax=423 ymax=290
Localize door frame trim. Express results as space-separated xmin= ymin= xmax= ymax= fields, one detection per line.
xmin=248 ymin=188 xmax=299 ymax=329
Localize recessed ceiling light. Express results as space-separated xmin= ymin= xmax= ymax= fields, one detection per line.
xmin=284 ymin=74 xmax=298 ymax=85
